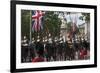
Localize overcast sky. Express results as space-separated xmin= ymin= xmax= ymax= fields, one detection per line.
xmin=65 ymin=13 xmax=85 ymax=26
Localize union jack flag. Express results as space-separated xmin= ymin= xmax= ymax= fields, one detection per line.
xmin=32 ymin=10 xmax=45 ymax=32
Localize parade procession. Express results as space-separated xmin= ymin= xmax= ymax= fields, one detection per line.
xmin=21 ymin=10 xmax=90 ymax=63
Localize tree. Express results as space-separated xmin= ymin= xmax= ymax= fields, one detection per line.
xmin=79 ymin=13 xmax=90 ymax=23
xmin=79 ymin=13 xmax=90 ymax=41
xmin=43 ymin=11 xmax=62 ymax=40
xmin=21 ymin=10 xmax=30 ymax=39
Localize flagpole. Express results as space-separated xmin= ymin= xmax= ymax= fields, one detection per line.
xmin=26 ymin=10 xmax=32 ymax=62
xmin=30 ymin=10 xmax=32 ymax=44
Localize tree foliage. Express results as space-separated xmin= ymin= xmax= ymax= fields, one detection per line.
xmin=21 ymin=10 xmax=30 ymax=39
xmin=79 ymin=13 xmax=90 ymax=22
xmin=43 ymin=11 xmax=62 ymax=38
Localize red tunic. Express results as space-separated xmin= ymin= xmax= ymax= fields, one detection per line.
xmin=32 ymin=57 xmax=44 ymax=62
xmin=79 ymin=49 xmax=87 ymax=59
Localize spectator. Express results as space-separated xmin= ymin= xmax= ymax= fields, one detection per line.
xmin=32 ymin=42 xmax=45 ymax=62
